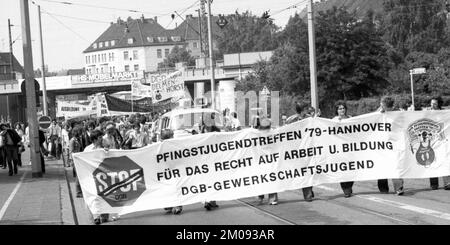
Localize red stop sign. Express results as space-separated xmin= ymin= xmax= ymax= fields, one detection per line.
xmin=38 ymin=116 xmax=52 ymax=130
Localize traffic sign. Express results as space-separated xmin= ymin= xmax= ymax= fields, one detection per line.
xmin=410 ymin=68 xmax=426 ymax=75
xmin=38 ymin=116 xmax=52 ymax=130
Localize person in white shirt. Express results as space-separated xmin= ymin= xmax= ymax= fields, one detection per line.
xmin=332 ymin=103 xmax=354 ymax=198
xmin=128 ymin=123 xmax=149 ymax=149
xmin=61 ymin=123 xmax=71 ymax=167
xmin=230 ymin=112 xmax=241 ymax=131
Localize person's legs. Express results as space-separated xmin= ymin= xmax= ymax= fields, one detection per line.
xmin=5 ymin=147 xmax=13 ymax=176
xmin=258 ymin=195 xmax=264 ymax=204
xmin=442 ymin=176 xmax=450 ymax=190
xmin=430 ymin=178 xmax=439 ymax=190
xmin=172 ymin=206 xmax=182 ymax=214
xmin=378 ymin=179 xmax=389 ymax=193
xmin=392 ymin=178 xmax=404 ymax=195
xmin=40 ymin=153 xmax=45 ymax=173
xmin=11 ymin=147 xmax=18 ymax=174
xmin=340 ymin=181 xmax=354 ymax=197
xmin=302 ymin=187 xmax=314 ymax=201
xmin=268 ymin=193 xmax=278 ymax=204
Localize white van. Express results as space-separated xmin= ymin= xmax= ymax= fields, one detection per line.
xmin=152 ymin=108 xmax=223 ymax=141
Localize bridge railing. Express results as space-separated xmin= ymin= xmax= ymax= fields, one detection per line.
xmin=184 ymin=67 xmax=224 ymax=78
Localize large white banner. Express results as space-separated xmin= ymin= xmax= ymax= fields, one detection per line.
xmin=73 ymin=110 xmax=450 ymax=216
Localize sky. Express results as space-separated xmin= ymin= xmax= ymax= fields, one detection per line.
xmin=0 ymin=0 xmax=313 ymax=71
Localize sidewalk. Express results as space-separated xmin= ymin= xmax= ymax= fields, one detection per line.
xmin=0 ymin=153 xmax=93 ymax=225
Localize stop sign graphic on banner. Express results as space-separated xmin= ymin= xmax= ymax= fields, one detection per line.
xmin=93 ymin=156 xmax=146 ymax=207
xmin=38 ymin=116 xmax=52 ymax=130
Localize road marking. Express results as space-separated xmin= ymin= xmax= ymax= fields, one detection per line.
xmin=315 ymin=185 xmax=450 ymax=221
xmin=235 ymin=199 xmax=296 ymax=225
xmin=315 ymin=185 xmax=336 ymax=192
xmin=357 ymin=195 xmax=450 ymax=221
xmin=0 ymin=172 xmax=27 ymax=221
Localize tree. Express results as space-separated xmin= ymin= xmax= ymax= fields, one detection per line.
xmin=215 ymin=11 xmax=280 ymax=57
xmin=161 ymin=46 xmax=196 ymax=68
xmin=381 ymin=0 xmax=449 ymax=56
xmin=315 ymin=7 xmax=390 ymax=100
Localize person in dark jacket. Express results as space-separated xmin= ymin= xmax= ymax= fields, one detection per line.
xmin=0 ymin=123 xmax=22 ymax=176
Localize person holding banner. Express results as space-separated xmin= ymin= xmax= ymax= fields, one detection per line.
xmin=332 ymin=103 xmax=354 ymax=198
xmin=377 ymin=96 xmax=404 ymax=195
xmin=69 ymin=126 xmax=84 ymax=198
xmin=83 ymin=129 xmax=118 ymax=224
xmin=428 ymin=97 xmax=450 ymax=190
xmin=286 ymin=102 xmax=317 ymax=202
xmin=256 ymin=116 xmax=279 ymax=205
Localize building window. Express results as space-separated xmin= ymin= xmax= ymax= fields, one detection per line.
xmin=112 ymin=66 xmax=115 ymax=73
xmin=165 ymin=49 xmax=170 ymax=58
xmin=96 ymin=68 xmax=99 ymax=73
xmin=171 ymin=36 xmax=181 ymax=42
xmin=86 ymin=56 xmax=89 ymax=64
xmin=99 ymin=42 xmax=103 ymax=48
xmin=93 ymin=43 xmax=97 ymax=49
xmin=157 ymin=49 xmax=162 ymax=58
xmin=101 ymin=67 xmax=104 ymax=73
xmin=111 ymin=52 xmax=114 ymax=61
xmin=93 ymin=55 xmax=96 ymax=63
xmin=133 ymin=50 xmax=138 ymax=60
xmin=124 ymin=65 xmax=130 ymax=71
xmin=157 ymin=36 xmax=168 ymax=42
xmin=111 ymin=40 xmax=116 ymax=46
xmin=98 ymin=54 xmax=100 ymax=62
xmin=110 ymin=67 xmax=112 ymax=73
xmin=147 ymin=36 xmax=153 ymax=42
xmin=128 ymin=38 xmax=134 ymax=44
xmin=105 ymin=41 xmax=109 ymax=47
xmin=108 ymin=53 xmax=112 ymax=62
xmin=124 ymin=51 xmax=129 ymax=60
xmin=134 ymin=64 xmax=139 ymax=71
xmin=102 ymin=54 xmax=105 ymax=62
xmin=193 ymin=42 xmax=198 ymax=48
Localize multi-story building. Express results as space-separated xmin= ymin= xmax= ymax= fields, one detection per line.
xmin=0 ymin=52 xmax=25 ymax=123
xmin=83 ymin=15 xmax=217 ymax=74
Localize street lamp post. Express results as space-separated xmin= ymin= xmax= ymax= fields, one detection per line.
xmin=409 ymin=68 xmax=426 ymax=109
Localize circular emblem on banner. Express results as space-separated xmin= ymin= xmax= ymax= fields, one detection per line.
xmin=93 ymin=156 xmax=146 ymax=207
xmin=407 ymin=118 xmax=446 ymax=167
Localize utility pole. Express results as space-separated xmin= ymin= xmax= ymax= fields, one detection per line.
xmin=7 ymin=19 xmax=13 ymax=120
xmin=307 ymin=0 xmax=319 ymax=113
xmin=206 ymin=0 xmax=215 ymax=110
xmin=196 ymin=9 xmax=204 ymax=56
xmin=20 ymin=0 xmax=43 ymax=177
xmin=37 ymin=5 xmax=48 ymax=116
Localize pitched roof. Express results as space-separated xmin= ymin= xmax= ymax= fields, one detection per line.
xmin=84 ymin=15 xmax=221 ymax=53
xmin=0 ymin=52 xmax=24 ymax=73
